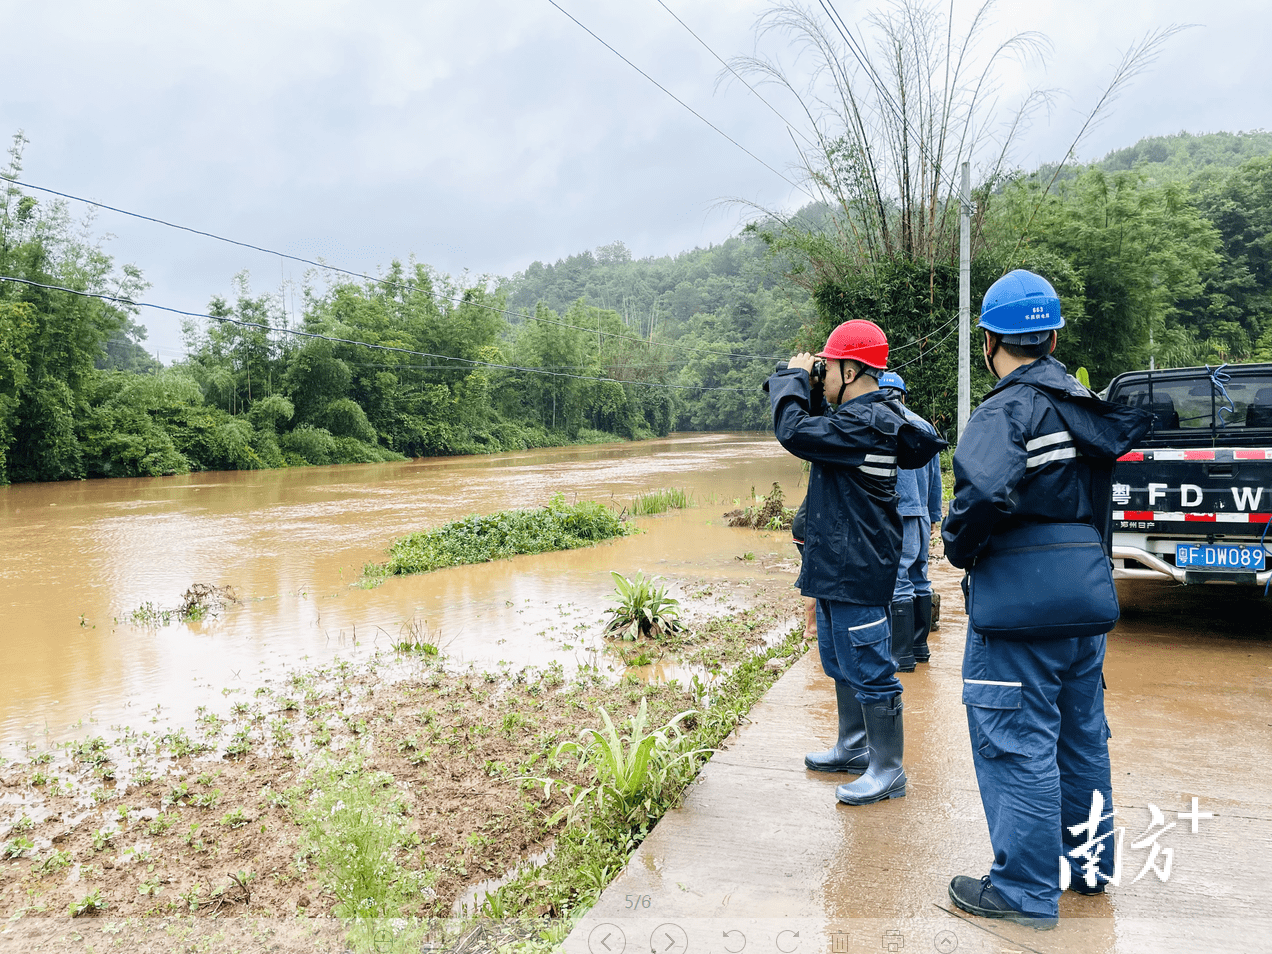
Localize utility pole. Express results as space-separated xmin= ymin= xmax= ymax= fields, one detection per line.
xmin=958 ymin=161 xmax=972 ymax=440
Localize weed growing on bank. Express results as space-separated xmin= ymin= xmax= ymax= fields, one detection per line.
xmin=300 ymin=756 xmax=434 ymax=920
xmin=478 ymin=627 xmax=806 ymax=919
xmin=364 ymin=494 xmax=630 ymax=583
xmin=603 ymin=571 xmax=684 ymax=641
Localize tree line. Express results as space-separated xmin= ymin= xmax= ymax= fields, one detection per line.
xmin=1 ymin=127 xmax=1270 ymax=485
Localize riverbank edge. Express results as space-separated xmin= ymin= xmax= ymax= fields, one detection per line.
xmin=0 ymin=572 xmax=806 ymax=953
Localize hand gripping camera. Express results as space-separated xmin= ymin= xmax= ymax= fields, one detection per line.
xmin=766 ymin=358 xmax=826 ymax=413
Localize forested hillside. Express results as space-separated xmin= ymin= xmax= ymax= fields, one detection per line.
xmin=1 ymin=130 xmax=1270 ymax=484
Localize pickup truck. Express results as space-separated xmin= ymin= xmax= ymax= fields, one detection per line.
xmin=1104 ymin=363 xmax=1272 ymax=588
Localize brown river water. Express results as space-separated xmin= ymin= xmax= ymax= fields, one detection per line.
xmin=0 ymin=433 xmax=804 ymax=756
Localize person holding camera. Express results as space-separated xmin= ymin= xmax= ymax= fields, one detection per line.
xmin=767 ymin=319 xmax=945 ymax=805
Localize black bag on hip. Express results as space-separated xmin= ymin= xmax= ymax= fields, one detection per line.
xmin=965 ymin=522 xmax=1119 ymax=640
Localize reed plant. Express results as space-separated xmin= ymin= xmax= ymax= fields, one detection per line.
xmin=629 ymin=487 xmax=693 ymax=516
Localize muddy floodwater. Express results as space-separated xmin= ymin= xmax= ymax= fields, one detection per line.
xmin=0 ymin=433 xmax=804 ymax=755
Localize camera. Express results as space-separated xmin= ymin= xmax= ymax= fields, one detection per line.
xmin=774 ymin=358 xmax=827 ymax=381
xmin=767 ymin=359 xmax=826 ymax=413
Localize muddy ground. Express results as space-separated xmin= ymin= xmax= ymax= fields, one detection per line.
xmin=0 ymin=561 xmax=806 ymax=952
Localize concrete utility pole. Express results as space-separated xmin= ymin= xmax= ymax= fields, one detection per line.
xmin=958 ymin=161 xmax=972 ymax=440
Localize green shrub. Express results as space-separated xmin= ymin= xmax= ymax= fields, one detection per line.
xmin=368 ymin=495 xmax=629 ymax=579
xmin=279 ymin=424 xmax=338 ymax=465
xmin=320 ymin=398 xmax=378 ymax=443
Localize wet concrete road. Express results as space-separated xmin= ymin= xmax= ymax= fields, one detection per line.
xmin=565 ymin=564 xmax=1272 ymax=954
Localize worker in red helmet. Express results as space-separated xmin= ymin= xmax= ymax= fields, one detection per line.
xmin=768 ymin=319 xmax=946 ymax=805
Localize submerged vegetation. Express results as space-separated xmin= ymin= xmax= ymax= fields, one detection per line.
xmin=723 ymin=481 xmax=795 ymax=531
xmin=629 ymin=487 xmax=693 ymax=516
xmin=125 ymin=583 xmax=238 ymax=626
xmin=364 ymin=495 xmax=629 ymax=583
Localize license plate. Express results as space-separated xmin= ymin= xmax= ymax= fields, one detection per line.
xmin=1176 ymin=543 xmax=1267 ymax=571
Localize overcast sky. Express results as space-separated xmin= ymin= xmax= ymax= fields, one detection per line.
xmin=3 ymin=0 xmax=1268 ymax=360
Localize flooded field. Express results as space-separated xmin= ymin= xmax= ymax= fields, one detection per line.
xmin=0 ymin=433 xmax=805 ymax=754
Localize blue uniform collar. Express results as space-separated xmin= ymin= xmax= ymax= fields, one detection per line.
xmin=838 ymin=388 xmax=894 ymax=408
xmin=986 ymin=355 xmax=1081 ymax=399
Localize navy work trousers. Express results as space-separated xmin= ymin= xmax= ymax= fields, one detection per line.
xmin=893 ymin=514 xmax=932 ymax=601
xmin=961 ymin=627 xmax=1114 ymax=918
xmin=815 ymin=599 xmax=902 ymax=707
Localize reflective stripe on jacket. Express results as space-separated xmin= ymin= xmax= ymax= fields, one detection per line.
xmin=942 ymin=356 xmax=1153 ymax=570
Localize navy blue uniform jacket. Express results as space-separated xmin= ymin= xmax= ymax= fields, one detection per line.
xmin=769 ymin=368 xmax=947 ymax=604
xmin=942 ymin=356 xmax=1153 ymax=569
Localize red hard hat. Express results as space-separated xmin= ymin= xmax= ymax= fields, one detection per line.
xmin=816 ymin=319 xmax=888 ymax=369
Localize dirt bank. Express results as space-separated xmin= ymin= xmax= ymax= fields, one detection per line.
xmin=0 ymin=563 xmax=805 ymax=952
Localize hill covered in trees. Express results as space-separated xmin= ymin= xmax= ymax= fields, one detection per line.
xmin=1 ymin=130 xmax=1270 ymax=484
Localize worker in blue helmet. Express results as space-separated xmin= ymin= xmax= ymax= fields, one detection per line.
xmin=942 ymin=269 xmax=1153 ymax=929
xmin=877 ymin=372 xmax=943 ymax=670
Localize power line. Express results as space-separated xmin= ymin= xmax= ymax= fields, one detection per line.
xmin=654 ymin=0 xmax=816 ymax=150
xmin=546 ymin=0 xmax=812 ymax=200
xmin=0 ymin=275 xmax=760 ymax=393
xmin=889 ymin=321 xmax=962 ymax=374
xmin=0 ymin=175 xmax=788 ymax=363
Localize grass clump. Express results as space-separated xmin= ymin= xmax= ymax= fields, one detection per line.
xmin=487 ymin=626 xmax=805 ymax=917
xmin=390 ymin=615 xmax=442 ymax=655
xmin=365 ymin=494 xmax=629 ymax=582
xmin=630 ymin=487 xmax=693 ymax=516
xmin=299 ymin=756 xmax=431 ymax=923
xmin=544 ymin=699 xmax=704 ymax=830
xmin=603 ymin=571 xmax=684 ymax=641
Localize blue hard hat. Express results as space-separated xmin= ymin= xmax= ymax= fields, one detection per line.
xmin=979 ymin=269 xmax=1064 ymax=343
xmin=878 ymin=371 xmax=906 ymax=393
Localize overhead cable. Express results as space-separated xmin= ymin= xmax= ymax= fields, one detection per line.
xmin=545 ymin=0 xmax=812 ymax=199
xmin=0 ymin=175 xmax=788 ymax=362
xmin=654 ymin=0 xmax=816 ymax=150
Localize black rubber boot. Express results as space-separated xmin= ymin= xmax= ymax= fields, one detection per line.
xmin=912 ymin=594 xmax=933 ymax=663
xmin=835 ymin=696 xmax=906 ymax=804
xmin=890 ymin=599 xmax=916 ymax=672
xmin=804 ymin=681 xmax=869 ymax=773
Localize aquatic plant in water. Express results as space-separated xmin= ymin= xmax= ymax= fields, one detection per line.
xmin=629 ymin=487 xmax=693 ymax=516
xmin=125 ymin=583 xmax=238 ymax=627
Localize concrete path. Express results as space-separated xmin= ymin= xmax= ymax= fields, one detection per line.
xmin=564 ymin=568 xmax=1272 ymax=954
